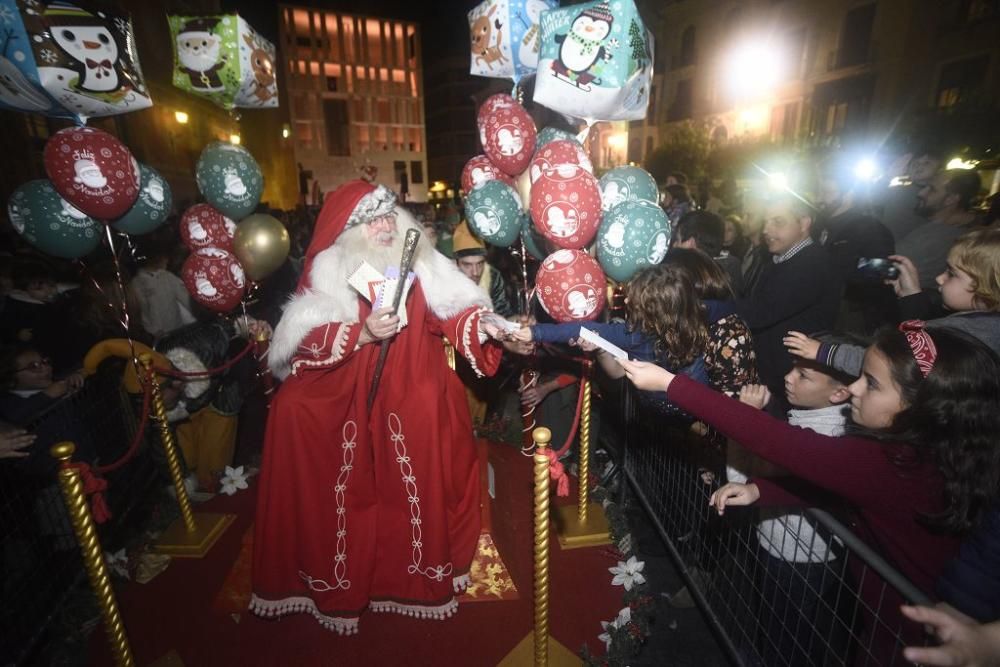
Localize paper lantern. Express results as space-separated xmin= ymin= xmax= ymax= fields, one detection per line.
xmin=43 ymin=126 xmax=139 ymax=220
xmin=180 ymin=203 xmax=235 ymax=252
xmin=168 ymin=14 xmax=278 ymax=110
xmin=596 ymin=200 xmax=670 ymax=282
xmin=181 ymin=247 xmax=246 ymax=312
xmin=598 ymin=165 xmax=659 ymax=212
xmin=468 ymin=0 xmax=557 ymax=84
xmin=7 ymin=179 xmax=101 ymax=259
xmin=535 ymin=249 xmax=606 ymax=322
xmin=529 ymin=164 xmax=602 ymax=249
xmin=529 ymin=138 xmax=593 ymax=183
xmin=0 ymin=0 xmax=152 ymax=123
xmin=533 ymin=0 xmax=654 ymax=122
xmin=461 ymin=155 xmax=514 ymax=194
xmin=465 ymin=180 xmax=522 ymax=248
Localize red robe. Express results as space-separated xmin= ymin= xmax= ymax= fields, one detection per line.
xmin=251 ymin=278 xmax=501 ymax=634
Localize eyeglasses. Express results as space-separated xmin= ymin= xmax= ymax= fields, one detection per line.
xmin=16 ymin=358 xmax=51 ymax=373
xmin=366 ymin=214 xmax=397 ymax=230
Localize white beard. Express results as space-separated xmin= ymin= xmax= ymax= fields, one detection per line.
xmin=269 ymin=208 xmax=493 ymax=378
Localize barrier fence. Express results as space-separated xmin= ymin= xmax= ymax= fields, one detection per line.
xmin=1 ymin=368 xmax=159 ymax=665
xmin=615 ymin=383 xmax=932 ymax=667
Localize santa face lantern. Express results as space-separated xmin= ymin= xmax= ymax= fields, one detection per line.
xmin=535 ymin=249 xmax=606 ymax=322
xmin=529 ymin=164 xmax=602 ymax=249
xmin=181 ymin=247 xmax=246 ymax=312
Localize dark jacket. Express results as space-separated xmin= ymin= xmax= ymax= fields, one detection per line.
xmin=937 ymin=504 xmax=1000 ymax=622
xmin=735 ymin=243 xmax=840 ymax=400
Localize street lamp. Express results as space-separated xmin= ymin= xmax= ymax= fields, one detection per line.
xmin=724 ymin=39 xmax=785 ymax=101
xmin=229 ymin=134 xmax=241 ymax=145
xmin=174 ymin=110 xmax=189 ymax=124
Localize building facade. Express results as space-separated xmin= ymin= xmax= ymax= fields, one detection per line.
xmin=278 ymin=5 xmax=428 ymax=202
xmin=646 ymin=0 xmax=1000 ymax=161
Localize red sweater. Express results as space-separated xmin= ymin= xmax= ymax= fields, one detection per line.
xmin=665 ymin=374 xmax=960 ymax=595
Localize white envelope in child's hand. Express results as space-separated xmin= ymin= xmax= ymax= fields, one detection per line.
xmin=579 ymin=327 xmax=629 ymax=360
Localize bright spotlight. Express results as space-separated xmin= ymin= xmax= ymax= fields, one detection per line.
xmin=767 ymin=171 xmax=789 ymax=191
xmin=946 ymin=157 xmax=978 ymax=170
xmin=854 ymin=158 xmax=878 ymax=181
xmin=229 ymin=134 xmax=242 ymax=145
xmin=174 ymin=110 xmax=189 ymax=124
xmin=725 ymin=39 xmax=784 ymax=99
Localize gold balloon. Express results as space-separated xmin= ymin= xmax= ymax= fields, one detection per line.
xmin=516 ymin=169 xmax=532 ymax=213
xmin=232 ymin=214 xmax=290 ymax=281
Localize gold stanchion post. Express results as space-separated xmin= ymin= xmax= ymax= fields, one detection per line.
xmin=554 ymin=361 xmax=610 ymax=549
xmin=498 ymin=428 xmax=577 ymax=667
xmin=141 ymin=354 xmax=234 ymax=557
xmin=255 ymin=328 xmax=275 ymax=403
xmin=51 ymin=442 xmax=135 ymax=667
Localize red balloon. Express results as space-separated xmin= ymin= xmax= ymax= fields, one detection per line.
xmin=461 ymin=155 xmax=514 ymax=194
xmin=180 ymin=204 xmax=236 ymax=252
xmin=529 ymin=139 xmax=593 ymax=184
xmin=482 ymin=102 xmax=537 ymax=176
xmin=530 ymin=165 xmax=603 ymax=249
xmin=477 ymin=94 xmax=516 ymax=148
xmin=43 ymin=127 xmax=140 ymax=221
xmin=535 ymin=249 xmax=606 ymax=323
xmin=181 ymin=247 xmax=246 ymax=313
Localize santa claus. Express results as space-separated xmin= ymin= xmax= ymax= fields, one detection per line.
xmin=251 ymin=180 xmax=508 ymax=634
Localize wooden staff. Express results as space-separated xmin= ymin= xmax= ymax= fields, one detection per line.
xmin=367 ymin=228 xmax=420 ymax=411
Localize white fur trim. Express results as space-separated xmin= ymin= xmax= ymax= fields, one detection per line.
xmin=164 ymin=347 xmax=210 ymax=400
xmin=249 ymin=594 xmax=358 ymax=635
xmin=270 ymin=210 xmax=491 ymax=378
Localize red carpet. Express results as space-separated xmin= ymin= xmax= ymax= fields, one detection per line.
xmin=90 ymin=443 xmax=624 ymax=666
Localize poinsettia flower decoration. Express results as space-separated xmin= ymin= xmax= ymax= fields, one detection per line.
xmin=609 ymin=555 xmax=646 ymax=591
xmin=220 ymin=465 xmax=249 ymax=496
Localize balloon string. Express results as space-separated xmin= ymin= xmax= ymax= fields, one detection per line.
xmin=519 ymin=237 xmax=531 ymax=315
xmin=104 ymin=225 xmax=143 ymax=386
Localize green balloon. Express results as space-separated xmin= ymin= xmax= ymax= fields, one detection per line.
xmin=113 ymin=164 xmax=173 ymax=235
xmin=597 ymin=200 xmax=671 ymax=282
xmin=8 ymin=180 xmax=102 ymax=259
xmin=465 ymin=180 xmax=521 ymax=248
xmin=520 ymin=213 xmax=547 ymax=260
xmin=598 ymin=166 xmax=660 ymax=213
xmin=196 ymin=142 xmax=263 ymax=220
xmin=536 ymin=127 xmax=579 ymax=151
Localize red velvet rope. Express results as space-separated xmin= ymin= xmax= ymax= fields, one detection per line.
xmin=67 ymin=462 xmax=111 ymax=524
xmin=94 ymin=372 xmax=152 ymax=475
xmin=157 ymin=339 xmax=256 ymax=378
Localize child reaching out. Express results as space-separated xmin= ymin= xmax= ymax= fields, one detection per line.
xmin=617 ymin=322 xmax=1000 ymax=597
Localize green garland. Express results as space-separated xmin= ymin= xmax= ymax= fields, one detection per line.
xmin=581 ymin=485 xmax=656 ymax=666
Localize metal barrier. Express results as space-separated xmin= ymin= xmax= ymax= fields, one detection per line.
xmin=616 ymin=384 xmax=932 ymax=667
xmin=0 ymin=369 xmax=159 ymax=665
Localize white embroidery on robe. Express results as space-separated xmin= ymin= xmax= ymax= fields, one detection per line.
xmin=299 ymin=420 xmax=357 ymax=591
xmin=388 ymin=412 xmax=454 ymax=582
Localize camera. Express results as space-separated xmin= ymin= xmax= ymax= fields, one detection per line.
xmin=857 ymin=257 xmax=900 ymax=280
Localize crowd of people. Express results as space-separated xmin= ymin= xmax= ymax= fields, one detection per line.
xmin=3 ymin=143 xmax=1000 ymax=664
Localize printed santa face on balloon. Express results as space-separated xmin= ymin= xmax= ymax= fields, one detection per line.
xmin=180 ymin=204 xmax=235 ymax=252
xmin=530 ymin=165 xmax=602 ymax=249
xmin=535 ymin=249 xmax=606 ymax=323
xmin=529 ymin=139 xmax=593 ymax=184
xmin=181 ymin=247 xmax=246 ymax=312
xmin=43 ymin=127 xmax=140 ymax=220
xmin=461 ymin=155 xmax=513 ymax=194
xmin=482 ymin=101 xmax=537 ymax=176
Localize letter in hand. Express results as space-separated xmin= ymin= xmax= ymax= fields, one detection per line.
xmin=571 ymin=336 xmax=599 ymax=353
xmin=479 ymin=312 xmax=514 ymax=341
xmin=739 ymin=384 xmax=772 ymax=410
xmin=361 ymin=307 xmax=401 ymax=345
xmin=708 ymin=482 xmax=760 ymax=515
xmin=783 ymin=331 xmax=820 ymax=360
xmin=616 ymin=358 xmax=675 ymax=392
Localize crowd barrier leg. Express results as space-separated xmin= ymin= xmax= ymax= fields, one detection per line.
xmin=141 ymin=354 xmax=234 ymax=558
xmin=554 ymin=362 xmax=610 ymax=549
xmin=51 ymin=442 xmax=135 ymax=667
xmin=500 ymin=427 xmax=577 ymax=667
